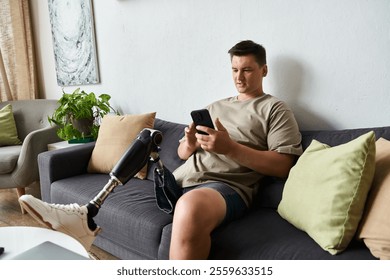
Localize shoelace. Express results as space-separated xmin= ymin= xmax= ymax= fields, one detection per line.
xmin=47 ymin=202 xmax=84 ymax=214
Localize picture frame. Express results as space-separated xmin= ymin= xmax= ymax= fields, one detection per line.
xmin=48 ymin=0 xmax=100 ymax=86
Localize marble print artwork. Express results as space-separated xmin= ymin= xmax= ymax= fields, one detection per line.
xmin=48 ymin=0 xmax=99 ymax=86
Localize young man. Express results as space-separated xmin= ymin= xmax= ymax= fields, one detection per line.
xmin=19 ymin=40 xmax=302 ymax=260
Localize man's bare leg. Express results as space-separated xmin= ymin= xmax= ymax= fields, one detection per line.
xmin=169 ymin=188 xmax=227 ymax=260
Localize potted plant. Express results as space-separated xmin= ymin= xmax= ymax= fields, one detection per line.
xmin=49 ymin=88 xmax=119 ymax=142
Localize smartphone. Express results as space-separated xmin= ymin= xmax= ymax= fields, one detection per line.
xmin=190 ymin=109 xmax=215 ymax=135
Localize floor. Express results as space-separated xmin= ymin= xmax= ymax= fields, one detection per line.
xmin=0 ymin=185 xmax=118 ymax=260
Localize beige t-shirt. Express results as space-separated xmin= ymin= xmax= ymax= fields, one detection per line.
xmin=173 ymin=94 xmax=302 ymax=206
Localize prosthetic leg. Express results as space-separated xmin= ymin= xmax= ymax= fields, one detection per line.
xmin=85 ymin=128 xmax=165 ymax=227
xmin=18 ymin=128 xmax=177 ymax=249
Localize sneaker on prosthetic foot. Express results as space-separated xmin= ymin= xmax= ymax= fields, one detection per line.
xmin=18 ymin=195 xmax=101 ymax=250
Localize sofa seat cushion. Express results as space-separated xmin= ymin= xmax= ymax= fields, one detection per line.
xmin=158 ymin=208 xmax=375 ymax=260
xmin=208 ymin=208 xmax=376 ymax=260
xmin=0 ymin=145 xmax=21 ymax=174
xmin=50 ymin=173 xmax=173 ymax=259
xmin=254 ymin=176 xmax=286 ymax=209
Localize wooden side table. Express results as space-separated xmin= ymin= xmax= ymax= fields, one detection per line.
xmin=47 ymin=141 xmax=83 ymax=151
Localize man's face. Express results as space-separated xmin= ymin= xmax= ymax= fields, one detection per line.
xmin=231 ymin=55 xmax=267 ymax=97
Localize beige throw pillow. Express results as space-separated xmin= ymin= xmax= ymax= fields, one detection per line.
xmin=87 ymin=112 xmax=156 ymax=179
xmin=357 ymin=137 xmax=390 ymax=260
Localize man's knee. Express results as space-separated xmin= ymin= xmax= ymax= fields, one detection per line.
xmin=174 ymin=188 xmax=226 ymax=228
xmin=175 ymin=191 xmax=205 ymax=221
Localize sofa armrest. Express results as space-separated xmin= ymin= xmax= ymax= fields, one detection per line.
xmin=38 ymin=142 xmax=95 ymax=202
xmin=12 ymin=125 xmax=60 ymax=187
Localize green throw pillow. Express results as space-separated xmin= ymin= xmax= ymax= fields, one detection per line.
xmin=0 ymin=104 xmax=22 ymax=146
xmin=277 ymin=131 xmax=376 ymax=255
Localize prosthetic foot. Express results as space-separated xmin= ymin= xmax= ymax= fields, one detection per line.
xmin=18 ymin=195 xmax=101 ymax=251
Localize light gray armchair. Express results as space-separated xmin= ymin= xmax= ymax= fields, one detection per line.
xmin=0 ymin=99 xmax=60 ymax=213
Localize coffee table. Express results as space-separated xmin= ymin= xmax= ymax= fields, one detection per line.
xmin=0 ymin=226 xmax=90 ymax=260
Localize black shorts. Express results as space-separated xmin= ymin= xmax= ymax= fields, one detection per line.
xmin=183 ymin=182 xmax=247 ymax=225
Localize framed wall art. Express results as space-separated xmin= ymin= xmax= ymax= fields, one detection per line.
xmin=48 ymin=0 xmax=99 ymax=86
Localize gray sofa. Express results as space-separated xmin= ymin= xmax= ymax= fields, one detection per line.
xmin=38 ymin=118 xmax=390 ymax=260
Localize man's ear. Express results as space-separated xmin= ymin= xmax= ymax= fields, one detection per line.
xmin=262 ymin=65 xmax=268 ymax=77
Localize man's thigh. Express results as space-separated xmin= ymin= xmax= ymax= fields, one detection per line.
xmin=182 ymin=182 xmax=247 ymax=226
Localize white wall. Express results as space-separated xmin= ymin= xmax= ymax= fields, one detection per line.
xmin=30 ymin=0 xmax=390 ymax=130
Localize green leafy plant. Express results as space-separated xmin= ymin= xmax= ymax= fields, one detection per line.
xmin=49 ymin=88 xmax=119 ymax=142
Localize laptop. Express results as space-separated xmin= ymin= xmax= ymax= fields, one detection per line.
xmin=11 ymin=241 xmax=90 ymax=260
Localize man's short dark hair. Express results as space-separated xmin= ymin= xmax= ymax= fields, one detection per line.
xmin=228 ymin=40 xmax=267 ymax=66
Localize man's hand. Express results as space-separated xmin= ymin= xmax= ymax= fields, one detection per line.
xmin=177 ymin=122 xmax=201 ymax=160
xmin=184 ymin=122 xmax=200 ymax=150
xmin=195 ymin=118 xmax=234 ymax=155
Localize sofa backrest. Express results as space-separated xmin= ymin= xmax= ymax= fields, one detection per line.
xmin=147 ymin=118 xmax=186 ymax=179
xmin=301 ymin=126 xmax=390 ymax=150
xmin=0 ymin=99 xmax=59 ymax=141
xmin=153 ymin=118 xmax=390 ymax=172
